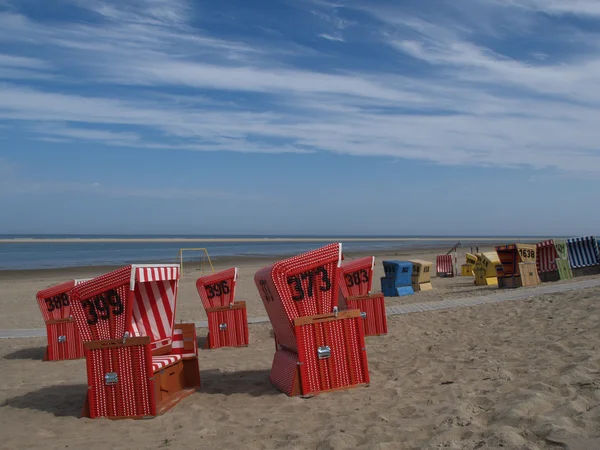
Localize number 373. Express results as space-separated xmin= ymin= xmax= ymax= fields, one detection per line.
xmin=287 ymin=266 xmax=331 ymax=301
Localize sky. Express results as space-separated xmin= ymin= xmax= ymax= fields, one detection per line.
xmin=0 ymin=0 xmax=599 ymax=236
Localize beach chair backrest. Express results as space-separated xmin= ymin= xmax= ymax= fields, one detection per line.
xmin=196 ymin=267 xmax=238 ymax=309
xmin=495 ymin=245 xmax=517 ymax=276
xmin=553 ymin=239 xmax=568 ymax=260
xmin=567 ymin=236 xmax=600 ymax=268
xmin=536 ymin=240 xmax=558 ymax=273
xmin=382 ymin=260 xmax=412 ymax=282
xmin=255 ymin=243 xmax=342 ymax=350
xmin=436 ymin=255 xmax=453 ymax=274
xmin=465 ymin=253 xmax=478 ymax=266
xmin=409 ymin=260 xmax=433 ymax=284
xmin=36 ymin=278 xmax=91 ymax=322
xmin=37 ymin=280 xmax=74 ymax=322
xmin=339 ymin=256 xmax=375 ymax=298
xmin=71 ymin=265 xmax=179 ymax=351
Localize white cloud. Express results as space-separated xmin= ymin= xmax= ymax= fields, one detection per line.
xmin=0 ymin=0 xmax=600 ymax=175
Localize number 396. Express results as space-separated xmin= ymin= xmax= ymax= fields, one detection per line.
xmin=206 ymin=280 xmax=230 ymax=299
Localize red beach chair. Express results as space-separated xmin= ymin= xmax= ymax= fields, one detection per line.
xmin=36 ymin=279 xmax=89 ymax=361
xmin=254 ymin=243 xmax=370 ymax=397
xmin=436 ymin=254 xmax=454 ymax=277
xmin=338 ymin=256 xmax=387 ymax=337
xmin=196 ymin=267 xmax=249 ymax=349
xmin=70 ymin=264 xmax=201 ymax=419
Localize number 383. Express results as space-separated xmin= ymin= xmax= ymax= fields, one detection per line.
xmin=345 ymin=269 xmax=369 ymax=288
xmin=81 ymin=289 xmax=124 ymax=325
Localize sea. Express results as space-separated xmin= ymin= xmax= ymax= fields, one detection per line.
xmin=0 ymin=234 xmax=548 ymax=270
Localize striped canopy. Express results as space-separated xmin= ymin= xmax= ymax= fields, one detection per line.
xmin=70 ymin=264 xmax=180 ymax=351
xmin=567 ymin=236 xmax=599 ymax=269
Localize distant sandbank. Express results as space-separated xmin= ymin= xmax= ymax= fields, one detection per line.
xmin=0 ymin=237 xmax=549 ymax=244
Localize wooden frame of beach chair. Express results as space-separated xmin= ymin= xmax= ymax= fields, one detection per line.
xmin=36 ymin=279 xmax=89 ymax=361
xmin=254 ymin=243 xmax=370 ymax=397
xmin=196 ymin=267 xmax=249 ymax=349
xmin=70 ymin=264 xmax=201 ymax=419
xmin=436 ymin=255 xmax=454 ymax=277
xmin=338 ymin=256 xmax=387 ymax=336
xmin=495 ymin=244 xmax=541 ymax=288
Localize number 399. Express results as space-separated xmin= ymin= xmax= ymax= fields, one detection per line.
xmin=81 ymin=289 xmax=124 ymax=325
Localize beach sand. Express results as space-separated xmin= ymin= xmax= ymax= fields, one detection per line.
xmin=1 ymin=247 xmax=599 ymax=449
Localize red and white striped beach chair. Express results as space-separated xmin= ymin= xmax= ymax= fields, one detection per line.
xmin=36 ymin=279 xmax=89 ymax=361
xmin=254 ymin=243 xmax=370 ymax=397
xmin=70 ymin=264 xmax=200 ymax=419
xmin=436 ymin=254 xmax=454 ymax=277
xmin=196 ymin=268 xmax=249 ymax=349
xmin=338 ymin=256 xmax=387 ymax=337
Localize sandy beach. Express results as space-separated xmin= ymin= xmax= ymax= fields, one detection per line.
xmin=1 ymin=246 xmax=599 ymax=449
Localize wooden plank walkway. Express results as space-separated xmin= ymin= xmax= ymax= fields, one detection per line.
xmin=2 ymin=278 xmax=599 ymax=339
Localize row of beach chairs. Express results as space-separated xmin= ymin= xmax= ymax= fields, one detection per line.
xmin=36 ymin=243 xmax=391 ymax=419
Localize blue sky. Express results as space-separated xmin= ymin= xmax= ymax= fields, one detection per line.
xmin=0 ymin=0 xmax=599 ymax=236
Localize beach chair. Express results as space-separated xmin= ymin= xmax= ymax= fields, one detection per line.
xmin=567 ymin=236 xmax=600 ymax=277
xmin=36 ymin=279 xmax=89 ymax=361
xmin=380 ymin=260 xmax=414 ymax=297
xmin=495 ymin=244 xmax=540 ymax=288
xmin=254 ymin=243 xmax=370 ymax=397
xmin=436 ymin=255 xmax=454 ymax=277
xmin=536 ymin=240 xmax=572 ymax=282
xmin=196 ymin=268 xmax=249 ymax=349
xmin=409 ymin=260 xmax=434 ymax=292
xmin=473 ymin=252 xmax=499 ymax=286
xmin=70 ymin=264 xmax=201 ymax=419
xmin=338 ymin=256 xmax=387 ymax=337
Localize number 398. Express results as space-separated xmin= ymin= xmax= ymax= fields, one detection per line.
xmin=44 ymin=293 xmax=69 ymax=312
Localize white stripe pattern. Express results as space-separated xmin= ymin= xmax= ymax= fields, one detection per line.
xmin=151 ymin=355 xmax=181 ymax=373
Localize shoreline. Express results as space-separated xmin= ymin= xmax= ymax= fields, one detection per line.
xmin=0 ymin=243 xmax=502 ymax=275
xmin=0 ymin=236 xmax=551 ymax=244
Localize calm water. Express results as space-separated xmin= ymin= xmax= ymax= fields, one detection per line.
xmin=0 ymin=235 xmax=545 ymax=270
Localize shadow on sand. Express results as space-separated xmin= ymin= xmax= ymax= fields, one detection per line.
xmin=2 ymin=384 xmax=86 ymax=417
xmin=3 ymin=346 xmax=47 ymax=361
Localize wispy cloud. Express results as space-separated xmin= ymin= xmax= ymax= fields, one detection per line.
xmin=509 ymin=0 xmax=600 ymax=18
xmin=0 ymin=0 xmax=599 ymax=174
xmin=319 ymin=33 xmax=345 ymax=42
